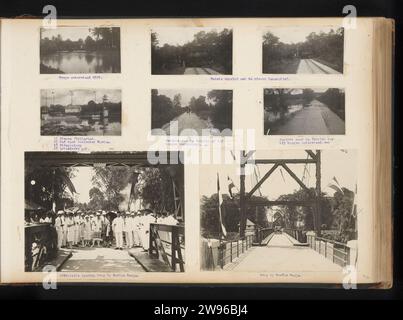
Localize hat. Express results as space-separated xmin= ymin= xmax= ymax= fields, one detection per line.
xmin=102 ymin=210 xmax=107 ymax=215
xmin=57 ymin=210 xmax=64 ymax=215
xmin=96 ymin=212 xmax=101 ymax=216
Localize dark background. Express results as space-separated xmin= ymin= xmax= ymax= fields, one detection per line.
xmin=0 ymin=0 xmax=401 ymax=301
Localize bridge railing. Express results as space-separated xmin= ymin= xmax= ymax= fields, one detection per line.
xmin=200 ymin=234 xmax=254 ymax=270
xmin=218 ymin=234 xmax=254 ymax=268
xmin=283 ymin=229 xmax=307 ymax=243
xmin=149 ymin=223 xmax=185 ymax=272
xmin=307 ymin=234 xmax=350 ymax=267
xmin=254 ymin=227 xmax=274 ymax=244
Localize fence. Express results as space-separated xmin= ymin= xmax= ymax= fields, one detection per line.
xmin=254 ymin=227 xmax=274 ymax=244
xmin=218 ymin=234 xmax=254 ymax=268
xmin=201 ymin=234 xmax=254 ymax=270
xmin=306 ymin=234 xmax=350 ymax=267
xmin=283 ymin=229 xmax=307 ymax=243
xmin=149 ymin=223 xmax=185 ymax=272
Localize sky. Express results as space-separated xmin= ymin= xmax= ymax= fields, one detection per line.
xmin=280 ymin=88 xmax=329 ymax=95
xmin=199 ymin=149 xmax=357 ymax=200
xmin=153 ymin=27 xmax=228 ymax=47
xmin=156 ymin=89 xmax=216 ymax=107
xmin=70 ymin=167 xmax=93 ymax=203
xmin=41 ymin=89 xmax=121 ymax=106
xmin=264 ymin=26 xmax=340 ymax=44
xmin=41 ymin=27 xmax=96 ymax=41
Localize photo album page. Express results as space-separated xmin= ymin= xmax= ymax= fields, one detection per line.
xmin=0 ymin=18 xmax=391 ymax=286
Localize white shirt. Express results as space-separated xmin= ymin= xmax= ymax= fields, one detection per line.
xmin=163 ymin=215 xmax=179 ymax=226
xmin=112 ymin=216 xmax=124 ymax=233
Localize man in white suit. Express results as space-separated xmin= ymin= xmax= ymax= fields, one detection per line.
xmin=54 ymin=210 xmax=65 ymax=249
xmin=112 ymin=211 xmax=124 ymax=250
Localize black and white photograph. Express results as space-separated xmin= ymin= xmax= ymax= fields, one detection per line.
xmin=151 ymin=27 xmax=233 ymax=75
xmin=40 ymin=27 xmax=121 ymax=74
xmin=151 ymin=89 xmax=233 ymax=136
xmin=24 ymin=151 xmax=185 ymax=273
xmin=200 ymin=150 xmax=357 ymax=272
xmin=40 ymin=89 xmax=122 ymax=136
xmin=264 ymin=88 xmax=345 ymax=135
xmin=262 ymin=26 xmax=344 ymax=74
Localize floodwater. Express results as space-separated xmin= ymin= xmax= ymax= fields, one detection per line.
xmin=41 ymin=50 xmax=120 ymax=74
xmin=41 ymin=116 xmax=121 ymax=136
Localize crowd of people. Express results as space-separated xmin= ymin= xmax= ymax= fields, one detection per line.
xmin=27 ymin=209 xmax=179 ymax=252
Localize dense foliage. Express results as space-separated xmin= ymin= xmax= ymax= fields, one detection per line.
xmin=263 ymin=28 xmax=344 ymax=73
xmin=200 ymin=185 xmax=356 ymax=243
xmin=40 ymin=27 xmax=121 ymax=54
xmin=25 ymin=166 xmax=76 ymax=211
xmin=152 ymin=29 xmax=232 ymax=74
xmin=200 ymin=193 xmax=269 ymax=239
xmin=151 ymin=89 xmax=232 ymax=131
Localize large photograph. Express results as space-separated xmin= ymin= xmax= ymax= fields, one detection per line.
xmin=151 ymin=89 xmax=233 ymax=136
xmin=25 ymin=152 xmax=185 ymax=273
xmin=264 ymin=88 xmax=345 ymax=135
xmin=262 ymin=26 xmax=344 ymax=74
xmin=151 ymin=27 xmax=233 ymax=75
xmin=40 ymin=89 xmax=122 ymax=136
xmin=200 ymin=150 xmax=357 ymax=272
xmin=40 ymin=27 xmax=121 ymax=74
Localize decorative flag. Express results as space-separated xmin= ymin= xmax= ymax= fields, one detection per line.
xmin=328 ymin=176 xmax=344 ymax=194
xmin=227 ymin=176 xmax=236 ymax=199
xmin=217 ymin=173 xmax=227 ymax=238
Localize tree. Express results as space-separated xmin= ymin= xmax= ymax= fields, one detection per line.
xmin=88 ymin=187 xmax=106 ymax=210
xmin=151 ymin=89 xmax=182 ymax=129
xmin=330 ymin=187 xmax=356 ymax=242
xmin=136 ymin=167 xmax=175 ymax=213
xmin=25 ymin=166 xmax=76 ymax=211
xmin=207 ymin=90 xmax=233 ymax=130
xmin=91 ymin=167 xmax=132 ymax=210
xmin=200 ymin=192 xmax=269 ymax=239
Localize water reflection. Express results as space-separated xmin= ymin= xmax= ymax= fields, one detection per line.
xmin=41 ymin=115 xmax=121 ymax=136
xmin=40 ymin=50 xmax=121 ymax=74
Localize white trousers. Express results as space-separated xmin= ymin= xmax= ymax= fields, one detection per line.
xmin=115 ymin=231 xmax=123 ymax=248
xmin=141 ymin=231 xmax=150 ymax=250
xmin=126 ymin=231 xmax=133 ymax=248
xmin=56 ymin=228 xmax=63 ymax=248
xmin=133 ymin=230 xmax=141 ymax=246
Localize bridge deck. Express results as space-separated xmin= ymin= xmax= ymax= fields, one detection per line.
xmin=231 ymin=233 xmax=342 ymax=273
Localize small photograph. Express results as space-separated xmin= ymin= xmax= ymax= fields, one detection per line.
xmin=25 ymin=151 xmax=185 ymax=273
xmin=40 ymin=27 xmax=121 ymax=74
xmin=151 ymin=89 xmax=233 ymax=136
xmin=200 ymin=150 xmax=357 ymax=272
xmin=262 ymin=26 xmax=344 ymax=74
xmin=151 ymin=27 xmax=233 ymax=75
xmin=40 ymin=89 xmax=122 ymax=136
xmin=264 ymin=88 xmax=345 ymax=135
